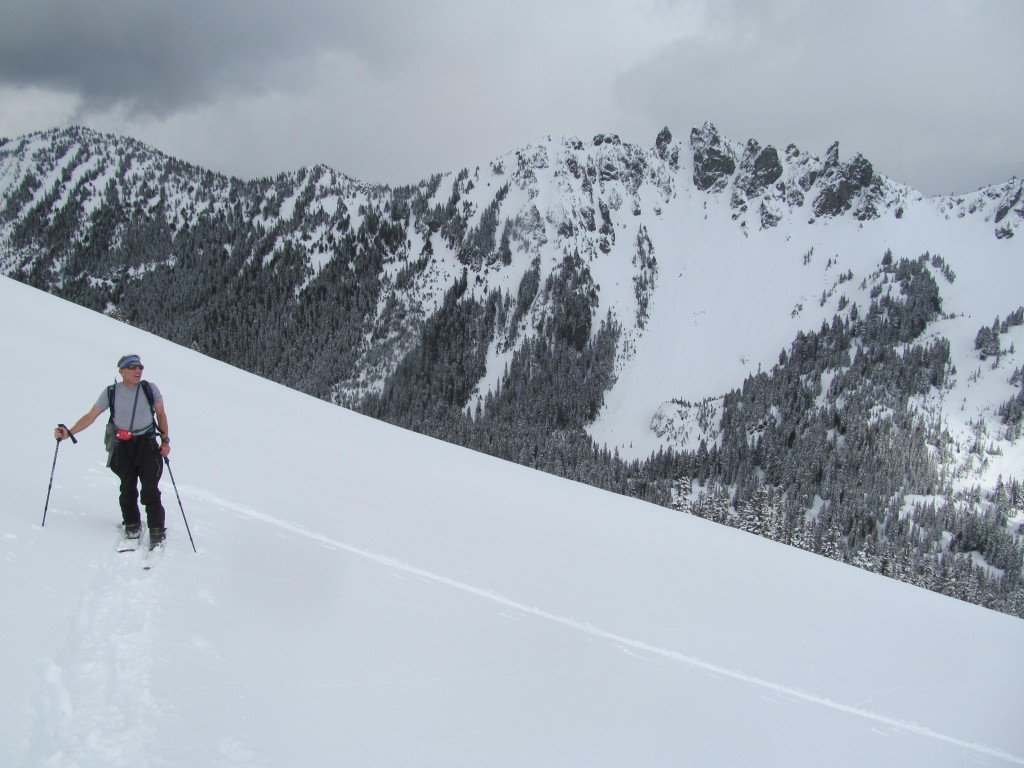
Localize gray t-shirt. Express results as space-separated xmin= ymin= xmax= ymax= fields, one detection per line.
xmin=94 ymin=381 xmax=163 ymax=434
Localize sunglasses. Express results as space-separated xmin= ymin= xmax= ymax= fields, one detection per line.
xmin=121 ymin=363 xmax=144 ymax=371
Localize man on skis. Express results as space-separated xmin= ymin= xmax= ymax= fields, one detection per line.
xmin=53 ymin=354 xmax=172 ymax=548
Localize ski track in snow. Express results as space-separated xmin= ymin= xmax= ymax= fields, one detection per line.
xmin=27 ymin=538 xmax=164 ymax=768
xmin=183 ymin=486 xmax=1024 ymax=767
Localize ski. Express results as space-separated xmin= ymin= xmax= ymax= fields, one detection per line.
xmin=114 ymin=527 xmax=162 ymax=565
xmin=120 ymin=524 xmax=143 ymax=553
xmin=143 ymin=546 xmax=164 ymax=570
xmin=142 ymin=532 xmax=165 ymax=569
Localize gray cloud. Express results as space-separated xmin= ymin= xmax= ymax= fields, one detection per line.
xmin=1 ymin=0 xmax=1021 ymax=194
xmin=0 ymin=0 xmax=403 ymax=115
xmin=615 ymin=0 xmax=1024 ymax=193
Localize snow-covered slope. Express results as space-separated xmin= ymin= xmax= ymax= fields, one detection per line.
xmin=469 ymin=130 xmax=1024 ymax=465
xmin=2 ymin=274 xmax=1022 ymax=766
xmin=588 ymin=172 xmax=1024 ymax=471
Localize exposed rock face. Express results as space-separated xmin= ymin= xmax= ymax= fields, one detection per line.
xmin=995 ymin=181 xmax=1022 ymax=224
xmin=654 ymin=127 xmax=673 ymax=159
xmin=690 ymin=123 xmax=736 ymax=192
xmin=654 ymin=126 xmax=679 ymax=169
xmin=687 ymin=126 xmax=891 ymax=224
xmin=759 ymin=198 xmax=783 ymax=229
xmin=812 ymin=142 xmax=875 ymax=217
xmin=994 ymin=179 xmax=1023 ymax=238
xmin=735 ymin=140 xmax=783 ymax=200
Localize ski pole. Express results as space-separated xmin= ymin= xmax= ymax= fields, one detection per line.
xmin=42 ymin=424 xmax=76 ymax=527
xmin=164 ymin=458 xmax=196 ymax=553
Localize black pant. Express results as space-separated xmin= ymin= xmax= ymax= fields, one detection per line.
xmin=111 ymin=436 xmax=166 ymax=530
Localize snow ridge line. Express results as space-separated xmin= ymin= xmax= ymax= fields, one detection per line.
xmin=204 ymin=493 xmax=1024 ymax=765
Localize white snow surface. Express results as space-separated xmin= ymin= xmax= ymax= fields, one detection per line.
xmin=2 ymin=274 xmax=1022 ymax=768
xmin=583 ymin=179 xmax=1024 ymax=463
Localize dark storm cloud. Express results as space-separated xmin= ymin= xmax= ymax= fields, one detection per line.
xmin=0 ymin=0 xmax=413 ymax=117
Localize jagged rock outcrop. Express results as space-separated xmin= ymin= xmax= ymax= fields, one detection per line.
xmin=654 ymin=126 xmax=679 ymax=169
xmin=690 ymin=123 xmax=737 ymax=192
xmin=735 ymin=139 xmax=783 ymax=200
xmin=994 ymin=179 xmax=1022 ymax=237
xmin=812 ymin=142 xmax=876 ymax=218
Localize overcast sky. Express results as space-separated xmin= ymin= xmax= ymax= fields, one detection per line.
xmin=1 ymin=0 xmax=1020 ymax=196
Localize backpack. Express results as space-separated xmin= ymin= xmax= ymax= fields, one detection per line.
xmin=104 ymin=380 xmax=158 ymax=466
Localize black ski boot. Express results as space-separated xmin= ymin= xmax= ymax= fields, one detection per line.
xmin=149 ymin=527 xmax=166 ymax=550
xmin=125 ymin=523 xmax=142 ymax=540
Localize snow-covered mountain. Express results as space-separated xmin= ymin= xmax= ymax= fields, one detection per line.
xmin=2 ymin=275 xmax=1022 ymax=767
xmin=1 ymin=125 xmax=1020 ymax=455
xmin=1 ymin=125 xmax=1023 ymax=613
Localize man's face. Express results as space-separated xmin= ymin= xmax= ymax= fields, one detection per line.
xmin=119 ymin=362 xmax=144 ymax=385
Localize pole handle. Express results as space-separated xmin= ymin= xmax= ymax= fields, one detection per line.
xmin=58 ymin=423 xmax=77 ymax=444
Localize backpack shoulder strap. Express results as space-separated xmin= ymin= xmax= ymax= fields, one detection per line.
xmin=141 ymin=380 xmax=156 ymax=410
xmin=141 ymin=380 xmax=158 ymax=426
xmin=106 ymin=384 xmax=116 ymax=423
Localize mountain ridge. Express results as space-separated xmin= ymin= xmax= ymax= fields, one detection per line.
xmin=2 ymin=123 xmax=1023 ymax=615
